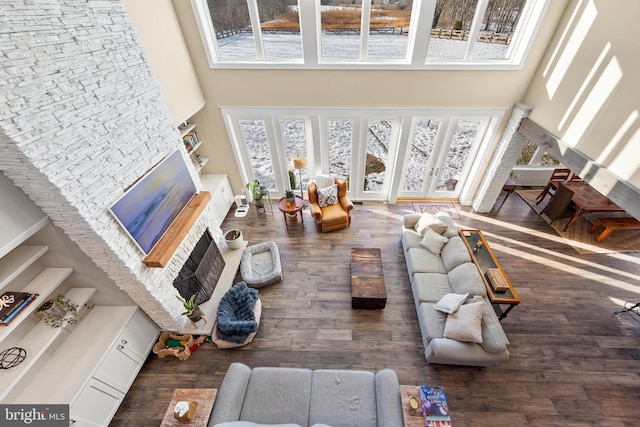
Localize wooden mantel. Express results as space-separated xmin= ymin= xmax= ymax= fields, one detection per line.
xmin=143 ymin=191 xmax=211 ymax=268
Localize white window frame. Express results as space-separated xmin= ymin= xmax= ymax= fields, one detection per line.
xmin=191 ymin=0 xmax=550 ymax=70
xmin=221 ymin=106 xmax=505 ymax=204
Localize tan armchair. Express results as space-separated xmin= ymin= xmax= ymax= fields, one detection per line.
xmin=308 ymin=176 xmax=354 ymax=232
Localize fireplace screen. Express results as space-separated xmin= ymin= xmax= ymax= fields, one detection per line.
xmin=173 ymin=230 xmax=225 ymax=305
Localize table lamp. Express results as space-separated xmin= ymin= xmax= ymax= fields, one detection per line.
xmin=291 ymin=154 xmax=307 ymax=202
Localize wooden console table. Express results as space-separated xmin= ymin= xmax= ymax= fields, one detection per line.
xmin=459 ymin=229 xmax=520 ymax=320
xmin=161 ymin=388 xmax=217 ymax=426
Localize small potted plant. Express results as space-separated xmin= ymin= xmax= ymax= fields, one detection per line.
xmin=285 ymin=189 xmax=295 ymax=205
xmin=224 ymin=228 xmax=244 ymax=249
xmin=35 ymin=294 xmax=90 ymax=329
xmin=245 ymin=180 xmax=264 ymax=208
xmin=176 ymin=294 xmax=204 ymax=327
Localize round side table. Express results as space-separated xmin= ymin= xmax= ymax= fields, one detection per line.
xmin=277 ymin=195 xmax=304 ymax=230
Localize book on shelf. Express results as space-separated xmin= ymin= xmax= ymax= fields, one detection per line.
xmin=420 ymin=385 xmax=451 ymax=427
xmin=183 ymin=131 xmax=200 ymax=151
xmin=0 ymin=292 xmax=38 ymax=325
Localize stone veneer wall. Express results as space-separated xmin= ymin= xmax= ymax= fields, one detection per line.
xmin=0 ymin=0 xmax=219 ymax=330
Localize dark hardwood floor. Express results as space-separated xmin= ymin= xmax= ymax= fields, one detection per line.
xmin=112 ymin=190 xmax=640 ymax=427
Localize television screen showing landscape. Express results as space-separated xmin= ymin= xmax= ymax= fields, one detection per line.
xmin=110 ymin=150 xmax=197 ymax=255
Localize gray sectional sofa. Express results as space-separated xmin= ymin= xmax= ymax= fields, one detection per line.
xmin=402 ymin=212 xmax=510 ymax=366
xmin=208 ymin=362 xmax=404 ymax=427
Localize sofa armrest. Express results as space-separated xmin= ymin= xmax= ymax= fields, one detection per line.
xmin=403 ymin=214 xmax=421 ymax=230
xmin=374 ymin=369 xmax=404 ymax=427
xmin=209 ymin=363 xmax=252 ymax=425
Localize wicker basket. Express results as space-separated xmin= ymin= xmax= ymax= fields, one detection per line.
xmin=152 ymin=332 xmax=195 ymax=361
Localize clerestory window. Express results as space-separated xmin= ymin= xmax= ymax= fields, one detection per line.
xmin=191 ymin=0 xmax=550 ymax=69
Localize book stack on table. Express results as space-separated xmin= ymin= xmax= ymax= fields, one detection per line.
xmin=420 ymin=385 xmax=452 ymax=427
xmin=0 ymin=292 xmax=38 ymax=326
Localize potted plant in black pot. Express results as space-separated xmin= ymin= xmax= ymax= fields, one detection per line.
xmin=176 ymin=294 xmax=206 ymax=328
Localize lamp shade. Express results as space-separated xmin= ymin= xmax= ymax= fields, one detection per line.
xmin=292 ymin=156 xmax=307 ymax=170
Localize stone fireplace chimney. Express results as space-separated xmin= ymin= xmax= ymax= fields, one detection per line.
xmin=0 ymin=0 xmax=219 ymax=330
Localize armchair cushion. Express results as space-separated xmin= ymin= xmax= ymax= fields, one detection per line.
xmin=317 ymin=184 xmax=338 ymax=207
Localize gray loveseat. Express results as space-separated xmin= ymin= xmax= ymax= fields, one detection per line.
xmin=208 ymin=362 xmax=404 ymax=427
xmin=402 ymin=213 xmax=510 ymax=366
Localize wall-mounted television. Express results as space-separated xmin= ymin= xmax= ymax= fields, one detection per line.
xmin=109 ymin=150 xmax=198 ymax=255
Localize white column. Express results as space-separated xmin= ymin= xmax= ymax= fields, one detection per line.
xmin=472 ymin=102 xmax=532 ymax=213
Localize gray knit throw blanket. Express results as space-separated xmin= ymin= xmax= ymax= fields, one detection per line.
xmin=216 ymin=281 xmax=259 ymax=344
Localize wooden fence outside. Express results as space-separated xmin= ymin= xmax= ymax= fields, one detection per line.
xmin=216 ymin=27 xmax=511 ymax=45
xmin=430 ymin=28 xmax=512 ymax=44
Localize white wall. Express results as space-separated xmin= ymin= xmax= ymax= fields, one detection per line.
xmin=122 ymin=0 xmax=206 ymax=125
xmin=524 ymin=0 xmax=640 ymax=217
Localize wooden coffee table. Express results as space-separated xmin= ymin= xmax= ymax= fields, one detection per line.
xmin=350 ymin=248 xmax=386 ymax=309
xmin=400 ymin=385 xmax=425 ymax=427
xmin=160 ymin=388 xmax=217 ymax=426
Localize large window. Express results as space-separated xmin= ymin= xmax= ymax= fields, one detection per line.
xmin=223 ymin=107 xmax=504 ymax=202
xmin=193 ymin=0 xmax=550 ymax=69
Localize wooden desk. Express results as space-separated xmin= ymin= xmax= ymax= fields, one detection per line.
xmin=459 ymin=230 xmax=520 ymax=320
xmin=161 ymin=388 xmax=217 ymax=427
xmin=562 ymin=181 xmax=625 ymax=231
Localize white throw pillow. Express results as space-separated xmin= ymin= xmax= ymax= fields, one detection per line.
xmin=443 ymin=300 xmax=484 ymax=343
xmin=420 ymin=229 xmax=449 ymax=255
xmin=414 ymin=212 xmax=448 ymax=235
xmin=317 ymin=184 xmax=338 ymax=208
xmin=433 ymin=292 xmax=469 ymax=314
xmin=314 ymin=174 xmax=335 ymax=189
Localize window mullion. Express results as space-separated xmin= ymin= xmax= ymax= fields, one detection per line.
xmin=463 ymin=0 xmax=490 ymax=61
xmin=299 ymin=0 xmax=319 ymax=66
xmin=247 ymin=0 xmax=265 ymax=60
xmin=410 ymin=0 xmax=435 ymax=66
xmin=360 ymin=0 xmax=371 ymax=59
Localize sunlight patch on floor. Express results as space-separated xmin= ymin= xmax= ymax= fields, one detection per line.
xmin=488 ymin=242 xmax=640 ymax=295
xmin=456 ymin=209 xmax=640 ymax=265
xmin=481 ymin=230 xmax=640 ymax=283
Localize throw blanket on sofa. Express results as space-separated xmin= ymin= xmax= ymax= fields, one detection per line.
xmin=216 ymin=282 xmax=259 ymax=344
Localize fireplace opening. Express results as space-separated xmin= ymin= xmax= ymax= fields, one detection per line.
xmin=173 ymin=229 xmax=226 ymax=305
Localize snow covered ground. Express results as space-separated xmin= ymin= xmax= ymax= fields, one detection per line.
xmin=218 ymin=33 xmax=509 ymax=60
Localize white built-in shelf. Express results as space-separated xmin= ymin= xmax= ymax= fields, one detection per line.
xmin=195 ymin=157 xmax=209 ymax=173
xmin=176 ymin=240 xmax=247 ymax=335
xmin=0 ymin=287 xmax=96 ymax=402
xmin=15 ymin=306 xmax=138 ymax=404
xmin=191 ymin=140 xmax=202 ymax=152
xmin=179 ymin=122 xmax=196 ymax=138
xmin=0 ymin=245 xmax=48 ymax=291
xmin=0 ymin=267 xmax=73 ymax=342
